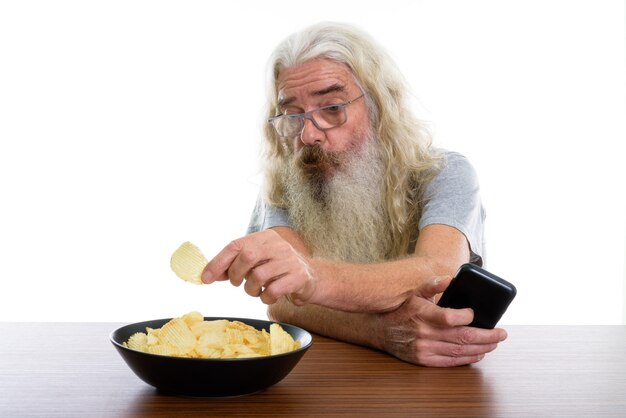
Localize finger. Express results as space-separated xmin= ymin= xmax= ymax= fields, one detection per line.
xmin=419 ymin=353 xmax=487 ymax=368
xmin=227 ymin=237 xmax=288 ymax=286
xmin=414 ymin=296 xmax=474 ymax=327
xmin=259 ymin=273 xmax=314 ymax=306
xmin=227 ymin=249 xmax=267 ymax=288
xmin=437 ymin=326 xmax=508 ymax=346
xmin=201 ymin=231 xmax=276 ymax=284
xmin=201 ymin=240 xmax=245 ymax=284
xmin=239 ymin=250 xmax=309 ymax=299
xmin=242 ymin=255 xmax=295 ymax=296
xmin=243 ymin=281 xmax=262 ymax=297
xmin=414 ymin=276 xmax=452 ymax=299
xmin=415 ymin=337 xmax=498 ymax=367
xmin=243 ymin=270 xmax=284 ymax=298
xmin=259 ymin=276 xmax=298 ymax=305
xmin=431 ymin=340 xmax=499 ymax=358
xmin=241 ymin=261 xmax=273 ymax=296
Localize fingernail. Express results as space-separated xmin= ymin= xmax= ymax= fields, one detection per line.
xmin=201 ymin=269 xmax=211 ymax=284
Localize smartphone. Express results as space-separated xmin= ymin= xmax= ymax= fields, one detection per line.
xmin=437 ymin=263 xmax=516 ymax=329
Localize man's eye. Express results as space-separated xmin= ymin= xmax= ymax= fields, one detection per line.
xmin=324 ymin=105 xmax=342 ymax=113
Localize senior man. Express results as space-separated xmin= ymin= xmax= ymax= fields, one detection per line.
xmin=201 ymin=22 xmax=507 ymax=367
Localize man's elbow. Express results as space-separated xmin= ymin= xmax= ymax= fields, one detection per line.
xmin=426 ymin=256 xmax=466 ymax=279
xmin=266 ymin=304 xmax=278 ymax=322
xmin=266 ymin=298 xmax=289 ymax=322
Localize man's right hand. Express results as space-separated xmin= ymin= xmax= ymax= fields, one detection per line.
xmin=201 ymin=229 xmax=318 ymax=306
xmin=374 ymin=276 xmax=508 ymax=367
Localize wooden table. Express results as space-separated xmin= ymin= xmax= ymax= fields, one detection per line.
xmin=1 ymin=323 xmax=625 ymax=417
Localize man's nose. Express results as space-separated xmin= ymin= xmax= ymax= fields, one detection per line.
xmin=299 ymin=117 xmax=325 ymax=146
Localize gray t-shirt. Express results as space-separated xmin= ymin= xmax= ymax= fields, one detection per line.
xmin=247 ymin=150 xmax=486 ymax=265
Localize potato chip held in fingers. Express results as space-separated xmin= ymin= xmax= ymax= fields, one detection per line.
xmin=170 ymin=241 xmax=208 ymax=285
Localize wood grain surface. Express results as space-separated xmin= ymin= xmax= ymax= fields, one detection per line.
xmin=1 ymin=323 xmax=625 ymax=417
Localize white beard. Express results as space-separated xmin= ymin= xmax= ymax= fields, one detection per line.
xmin=282 ymin=135 xmax=391 ymax=263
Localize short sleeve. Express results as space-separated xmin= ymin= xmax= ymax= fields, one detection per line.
xmin=418 ymin=151 xmax=486 ymax=266
xmin=246 ymin=194 xmax=292 ymax=235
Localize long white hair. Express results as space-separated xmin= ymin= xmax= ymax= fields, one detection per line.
xmin=262 ymin=22 xmax=442 ymax=258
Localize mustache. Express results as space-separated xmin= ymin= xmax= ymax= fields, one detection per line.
xmin=296 ymin=145 xmax=342 ymax=172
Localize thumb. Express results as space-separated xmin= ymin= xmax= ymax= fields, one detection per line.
xmin=201 ymin=241 xmax=242 ymax=284
xmin=414 ymin=276 xmax=452 ymax=299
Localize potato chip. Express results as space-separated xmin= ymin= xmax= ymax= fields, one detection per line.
xmin=228 ymin=321 xmax=255 ymax=331
xmin=190 ymin=319 xmax=228 ymax=338
xmin=170 ymin=242 xmax=208 ymax=285
xmin=124 ymin=332 xmax=148 ymax=351
xmin=181 ymin=311 xmax=204 ymax=327
xmin=123 ymin=312 xmax=300 ymax=359
xmin=244 ymin=329 xmax=270 ymax=356
xmin=147 ymin=344 xmax=177 ymax=356
xmin=195 ymin=345 xmax=222 ymax=359
xmin=146 ymin=328 xmax=159 ymax=346
xmin=227 ymin=327 xmax=245 ymax=345
xmin=158 ymin=318 xmax=196 ymax=356
xmin=270 ymin=323 xmax=299 ymax=355
xmin=197 ymin=327 xmax=228 ymax=348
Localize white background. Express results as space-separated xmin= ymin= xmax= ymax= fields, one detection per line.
xmin=1 ymin=1 xmax=624 ymax=324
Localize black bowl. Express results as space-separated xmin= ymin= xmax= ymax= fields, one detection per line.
xmin=110 ymin=317 xmax=313 ymax=397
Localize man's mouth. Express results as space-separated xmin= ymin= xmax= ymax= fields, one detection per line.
xmin=296 ymin=145 xmax=341 ymax=175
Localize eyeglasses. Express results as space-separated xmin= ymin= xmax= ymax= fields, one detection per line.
xmin=268 ymin=94 xmax=365 ymax=139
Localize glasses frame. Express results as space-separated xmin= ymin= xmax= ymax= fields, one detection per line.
xmin=268 ymin=93 xmax=365 ymax=139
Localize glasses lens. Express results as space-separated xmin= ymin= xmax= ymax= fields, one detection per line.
xmin=270 ymin=104 xmax=349 ymax=138
xmin=314 ymin=105 xmax=347 ymax=129
xmin=273 ymin=115 xmax=303 ymax=138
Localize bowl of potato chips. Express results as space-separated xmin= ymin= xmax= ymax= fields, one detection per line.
xmin=110 ymin=311 xmax=313 ymax=397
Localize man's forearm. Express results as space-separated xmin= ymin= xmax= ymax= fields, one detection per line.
xmin=267 ymin=297 xmax=382 ymax=350
xmin=271 ymin=225 xmax=467 ymax=314
xmin=306 ymin=255 xmax=450 ymax=313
